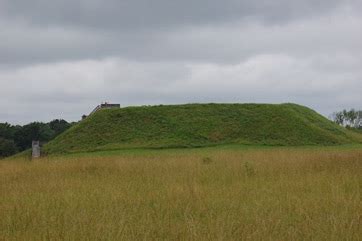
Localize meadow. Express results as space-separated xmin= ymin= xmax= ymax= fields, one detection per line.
xmin=1 ymin=145 xmax=361 ymax=240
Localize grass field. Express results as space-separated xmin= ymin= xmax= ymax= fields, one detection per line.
xmin=1 ymin=146 xmax=361 ymax=240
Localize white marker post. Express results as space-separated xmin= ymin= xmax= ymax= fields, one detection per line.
xmin=32 ymin=141 xmax=41 ymax=159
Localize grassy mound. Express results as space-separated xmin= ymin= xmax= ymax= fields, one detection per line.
xmin=44 ymin=103 xmax=362 ymax=154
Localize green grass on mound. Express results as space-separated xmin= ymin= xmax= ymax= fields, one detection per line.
xmin=43 ymin=103 xmax=362 ymax=154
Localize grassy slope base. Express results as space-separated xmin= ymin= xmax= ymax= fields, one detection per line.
xmin=44 ymin=103 xmax=362 ymax=154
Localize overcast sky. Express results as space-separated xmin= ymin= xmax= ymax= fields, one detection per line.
xmin=0 ymin=0 xmax=361 ymax=124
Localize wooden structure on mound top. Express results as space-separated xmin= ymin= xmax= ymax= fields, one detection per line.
xmin=82 ymin=102 xmax=120 ymax=120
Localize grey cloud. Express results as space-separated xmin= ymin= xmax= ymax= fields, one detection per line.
xmin=0 ymin=0 xmax=361 ymax=124
xmin=1 ymin=0 xmax=354 ymax=30
xmin=1 ymin=7 xmax=361 ymax=67
xmin=1 ymin=53 xmax=361 ymax=124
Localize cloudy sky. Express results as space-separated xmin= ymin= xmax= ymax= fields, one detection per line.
xmin=0 ymin=0 xmax=361 ymax=124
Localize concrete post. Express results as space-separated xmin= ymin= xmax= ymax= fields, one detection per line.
xmin=32 ymin=141 xmax=41 ymax=158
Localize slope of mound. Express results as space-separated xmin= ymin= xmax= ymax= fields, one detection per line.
xmin=44 ymin=103 xmax=362 ymax=154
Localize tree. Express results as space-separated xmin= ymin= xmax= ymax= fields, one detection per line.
xmin=14 ymin=122 xmax=55 ymax=151
xmin=0 ymin=123 xmax=17 ymax=140
xmin=357 ymin=111 xmax=362 ymax=129
xmin=332 ymin=109 xmax=362 ymax=128
xmin=332 ymin=112 xmax=344 ymax=126
xmin=49 ymin=119 xmax=71 ymax=136
xmin=0 ymin=138 xmax=18 ymax=158
xmin=0 ymin=119 xmax=72 ymax=157
xmin=346 ymin=109 xmax=358 ymax=127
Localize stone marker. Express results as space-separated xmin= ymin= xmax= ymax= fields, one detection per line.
xmin=32 ymin=141 xmax=41 ymax=159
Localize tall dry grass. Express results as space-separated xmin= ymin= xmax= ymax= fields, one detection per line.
xmin=1 ymin=148 xmax=361 ymax=240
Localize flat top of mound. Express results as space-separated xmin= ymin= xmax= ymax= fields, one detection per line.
xmin=44 ymin=103 xmax=362 ymax=154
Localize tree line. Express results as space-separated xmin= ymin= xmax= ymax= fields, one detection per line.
xmin=0 ymin=119 xmax=73 ymax=158
xmin=331 ymin=109 xmax=362 ymax=129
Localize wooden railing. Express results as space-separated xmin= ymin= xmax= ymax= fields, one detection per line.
xmin=89 ymin=103 xmax=120 ymax=116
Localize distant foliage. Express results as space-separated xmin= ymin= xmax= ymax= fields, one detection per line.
xmin=0 ymin=137 xmax=18 ymax=158
xmin=0 ymin=119 xmax=73 ymax=158
xmin=331 ymin=109 xmax=362 ymax=129
xmin=49 ymin=119 xmax=72 ymax=136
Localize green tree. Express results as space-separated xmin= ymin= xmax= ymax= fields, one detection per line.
xmin=332 ymin=112 xmax=344 ymax=126
xmin=0 ymin=138 xmax=18 ymax=158
xmin=347 ymin=109 xmax=358 ymax=127
xmin=49 ymin=119 xmax=71 ymax=136
xmin=14 ymin=122 xmax=55 ymax=151
xmin=0 ymin=123 xmax=17 ymax=139
xmin=332 ymin=109 xmax=362 ymax=128
xmin=0 ymin=119 xmax=72 ymax=157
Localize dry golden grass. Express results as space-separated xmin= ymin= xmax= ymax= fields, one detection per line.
xmin=1 ymin=147 xmax=361 ymax=240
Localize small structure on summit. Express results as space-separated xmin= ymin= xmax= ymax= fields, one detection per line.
xmin=32 ymin=141 xmax=41 ymax=159
xmin=82 ymin=102 xmax=120 ymax=120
